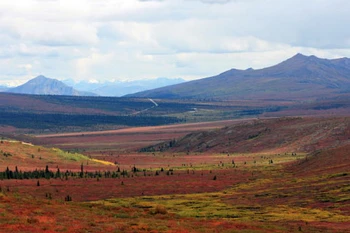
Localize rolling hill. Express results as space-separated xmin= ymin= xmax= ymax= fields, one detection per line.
xmin=0 ymin=140 xmax=114 ymax=171
xmin=6 ymin=75 xmax=96 ymax=96
xmin=128 ymin=53 xmax=350 ymax=100
xmin=141 ymin=117 xmax=350 ymax=154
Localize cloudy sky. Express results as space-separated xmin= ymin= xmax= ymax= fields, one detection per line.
xmin=0 ymin=0 xmax=349 ymax=86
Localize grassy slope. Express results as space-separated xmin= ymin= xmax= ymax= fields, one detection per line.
xmin=145 ymin=116 xmax=350 ymax=154
xmin=99 ymin=146 xmax=350 ymax=232
xmin=0 ymin=192 xmax=282 ymax=233
xmin=0 ymin=140 xmax=114 ymax=172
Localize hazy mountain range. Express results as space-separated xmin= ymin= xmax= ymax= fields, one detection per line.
xmin=62 ymin=77 xmax=185 ymax=97
xmin=128 ymin=53 xmax=350 ymax=100
xmin=1 ymin=76 xmax=185 ymax=96
xmin=0 ymin=85 xmax=8 ymax=92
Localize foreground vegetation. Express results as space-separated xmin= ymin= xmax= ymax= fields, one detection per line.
xmin=1 ymin=142 xmax=349 ymax=232
xmin=0 ymin=116 xmax=349 ymax=232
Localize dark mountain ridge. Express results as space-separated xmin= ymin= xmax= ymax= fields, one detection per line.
xmin=128 ymin=54 xmax=350 ymax=100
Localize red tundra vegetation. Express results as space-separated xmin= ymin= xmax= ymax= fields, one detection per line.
xmin=0 ymin=117 xmax=349 ymax=232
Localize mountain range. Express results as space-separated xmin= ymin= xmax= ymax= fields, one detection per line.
xmin=1 ymin=76 xmax=185 ymax=97
xmin=62 ymin=77 xmax=185 ymax=97
xmin=128 ymin=53 xmax=350 ymax=100
xmin=1 ymin=53 xmax=349 ymax=99
xmin=0 ymin=85 xmax=8 ymax=92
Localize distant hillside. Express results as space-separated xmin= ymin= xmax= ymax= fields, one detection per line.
xmin=141 ymin=117 xmax=350 ymax=154
xmin=6 ymin=75 xmax=96 ymax=96
xmin=129 ymin=54 xmax=350 ymax=100
xmin=290 ymin=143 xmax=350 ymax=176
xmin=64 ymin=77 xmax=185 ymax=97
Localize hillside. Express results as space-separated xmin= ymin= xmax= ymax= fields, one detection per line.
xmin=0 ymin=140 xmax=114 ymax=172
xmin=128 ymin=54 xmax=350 ymax=100
xmin=290 ymin=143 xmax=350 ymax=176
xmin=6 ymin=75 xmax=96 ymax=96
xmin=141 ymin=117 xmax=350 ymax=153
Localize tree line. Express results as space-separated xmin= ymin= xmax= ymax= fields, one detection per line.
xmin=0 ymin=165 xmax=175 ymax=180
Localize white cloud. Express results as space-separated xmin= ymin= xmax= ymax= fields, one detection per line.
xmin=18 ymin=63 xmax=33 ymax=70
xmin=88 ymin=79 xmax=99 ymax=84
xmin=0 ymin=0 xmax=349 ymax=84
xmin=75 ymin=49 xmax=114 ymax=80
xmin=196 ymin=0 xmax=232 ymax=4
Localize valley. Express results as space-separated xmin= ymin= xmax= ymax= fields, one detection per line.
xmin=1 ymin=116 xmax=349 ymax=232
xmin=1 ymin=0 xmax=350 ymax=231
xmin=0 ymin=54 xmax=349 ymax=232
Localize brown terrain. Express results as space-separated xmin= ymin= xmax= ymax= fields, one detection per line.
xmin=137 ymin=116 xmax=350 ymax=154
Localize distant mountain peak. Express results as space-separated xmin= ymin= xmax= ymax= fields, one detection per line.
xmin=35 ymin=75 xmax=47 ymax=79
xmin=6 ymin=75 xmax=97 ymax=96
xmin=32 ymin=75 xmax=51 ymax=82
xmin=293 ymin=53 xmax=307 ymax=58
xmin=290 ymin=53 xmax=318 ymax=61
xmin=277 ymin=53 xmax=328 ymax=68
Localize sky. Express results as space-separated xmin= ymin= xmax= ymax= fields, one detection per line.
xmin=0 ymin=0 xmax=349 ymax=86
